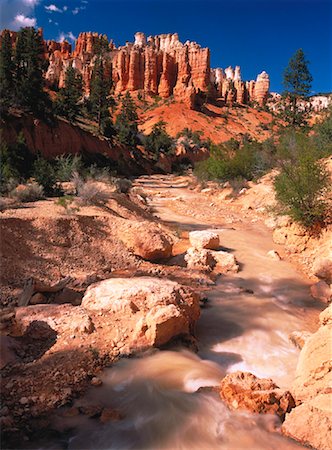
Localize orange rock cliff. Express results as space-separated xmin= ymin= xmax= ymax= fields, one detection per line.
xmin=2 ymin=29 xmax=270 ymax=109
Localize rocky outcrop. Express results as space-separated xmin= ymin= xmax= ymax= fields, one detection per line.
xmin=211 ymin=66 xmax=270 ymax=106
xmin=82 ymin=277 xmax=200 ymax=347
xmin=2 ymin=28 xmax=269 ymax=108
xmin=282 ymin=304 xmax=332 ymax=449
xmin=282 ymin=394 xmax=332 ymax=450
xmin=220 ymin=371 xmax=295 ymax=420
xmin=38 ymin=29 xmax=270 ymax=109
xmin=291 ymin=305 xmax=332 ymax=403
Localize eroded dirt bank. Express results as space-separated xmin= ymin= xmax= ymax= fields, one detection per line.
xmin=1 ymin=174 xmax=329 ymax=449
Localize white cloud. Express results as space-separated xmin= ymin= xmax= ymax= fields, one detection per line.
xmin=45 ymin=4 xmax=62 ymax=13
xmin=48 ymin=18 xmax=52 ymax=23
xmin=72 ymin=5 xmax=86 ymax=15
xmin=81 ymin=0 xmax=88 ymax=3
xmin=58 ymin=31 xmax=76 ymax=43
xmin=13 ymin=13 xmax=36 ymax=27
xmin=23 ymin=0 xmax=39 ymax=5
xmin=1 ymin=0 xmax=38 ymax=30
xmin=63 ymin=6 xmax=68 ymax=11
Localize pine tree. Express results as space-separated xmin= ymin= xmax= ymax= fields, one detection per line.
xmin=116 ymin=92 xmax=139 ymax=147
xmin=0 ymin=30 xmax=14 ymax=114
xmin=13 ymin=27 xmax=51 ymax=116
xmin=55 ymin=65 xmax=83 ymax=121
xmin=89 ymin=57 xmax=115 ymax=137
xmin=0 ymin=132 xmax=35 ymax=182
xmin=144 ymin=120 xmax=174 ymax=158
xmin=282 ymin=49 xmax=313 ymax=127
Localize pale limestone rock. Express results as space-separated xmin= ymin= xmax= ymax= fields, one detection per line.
xmin=210 ymin=250 xmax=239 ymax=273
xmin=282 ymin=394 xmax=332 ymax=450
xmin=189 ymin=230 xmax=220 ymax=250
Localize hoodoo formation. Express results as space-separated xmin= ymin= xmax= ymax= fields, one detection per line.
xmin=1 ymin=29 xmax=270 ymax=110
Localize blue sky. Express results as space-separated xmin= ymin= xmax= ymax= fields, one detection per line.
xmin=1 ymin=0 xmax=331 ymax=93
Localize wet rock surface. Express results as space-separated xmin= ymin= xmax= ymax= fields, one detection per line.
xmin=220 ymin=371 xmax=295 ymax=420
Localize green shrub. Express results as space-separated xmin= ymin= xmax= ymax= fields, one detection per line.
xmin=194 ymin=139 xmax=276 ymax=182
xmin=56 ymin=195 xmax=80 ymax=215
xmin=77 ymin=180 xmax=110 ymax=206
xmin=56 ymin=154 xmax=83 ymax=182
xmin=144 ymin=121 xmax=175 ymax=158
xmin=274 ymin=155 xmax=329 ymax=228
xmin=32 ymin=157 xmax=57 ymax=195
xmin=0 ymin=132 xmax=35 ymax=183
xmin=313 ymin=106 xmax=332 ymax=157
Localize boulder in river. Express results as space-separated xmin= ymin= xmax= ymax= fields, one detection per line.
xmin=82 ymin=277 xmax=200 ymax=347
xmin=189 ymin=230 xmax=220 ymax=250
xmin=219 ymin=371 xmax=295 ymax=420
xmin=310 ymin=280 xmax=332 ymax=303
xmin=117 ymin=221 xmax=173 ymax=261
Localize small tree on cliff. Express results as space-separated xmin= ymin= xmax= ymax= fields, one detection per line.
xmin=115 ymin=92 xmax=139 ymax=147
xmin=282 ymin=49 xmax=313 ymax=127
xmin=144 ymin=121 xmax=175 ymax=158
xmin=13 ymin=27 xmax=51 ymax=116
xmin=0 ymin=29 xmax=14 ymax=114
xmin=55 ymin=65 xmax=83 ymax=121
xmin=89 ymin=57 xmax=115 ymax=137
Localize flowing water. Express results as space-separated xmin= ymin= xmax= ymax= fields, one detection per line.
xmin=53 ymin=176 xmax=322 ymax=449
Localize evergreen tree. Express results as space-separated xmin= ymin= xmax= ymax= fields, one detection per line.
xmin=13 ymin=27 xmax=51 ymax=116
xmin=0 ymin=29 xmax=14 ymax=114
xmin=89 ymin=57 xmax=115 ymax=137
xmin=144 ymin=121 xmax=174 ymax=158
xmin=116 ymin=92 xmax=139 ymax=147
xmin=0 ymin=132 xmax=35 ymax=182
xmin=282 ymin=49 xmax=313 ymax=127
xmin=55 ymin=65 xmax=83 ymax=121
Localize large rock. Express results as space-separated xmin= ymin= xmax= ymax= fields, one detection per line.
xmin=220 ymin=371 xmax=295 ymax=420
xmin=282 ymin=394 xmax=332 ymax=450
xmin=312 ymin=256 xmax=332 ymax=284
xmin=210 ymin=250 xmax=239 ymax=273
xmin=292 ymin=313 xmax=332 ymax=403
xmin=184 ymin=247 xmax=216 ymax=272
xmin=310 ymin=280 xmax=332 ymax=303
xmin=14 ymin=304 xmax=94 ymax=336
xmin=82 ymin=277 xmax=200 ymax=347
xmin=118 ymin=221 xmax=173 ymax=261
xmin=189 ymin=230 xmax=220 ymax=250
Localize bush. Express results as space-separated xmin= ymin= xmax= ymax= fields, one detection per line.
xmin=56 ymin=195 xmax=80 ymax=215
xmin=76 ymin=180 xmax=110 ymax=206
xmin=84 ymin=164 xmax=113 ymax=183
xmin=32 ymin=157 xmax=57 ymax=195
xmin=194 ymin=139 xmax=276 ymax=182
xmin=0 ymin=132 xmax=35 ymax=183
xmin=56 ymin=154 xmax=83 ymax=182
xmin=11 ymin=182 xmax=44 ymax=202
xmin=313 ymin=106 xmax=332 ymax=157
xmin=115 ymin=178 xmax=132 ymax=194
xmin=144 ymin=121 xmax=175 ymax=158
xmin=274 ymin=152 xmax=330 ymax=228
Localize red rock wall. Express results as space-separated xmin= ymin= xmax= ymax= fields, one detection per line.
xmin=1 ymin=28 xmax=269 ymax=109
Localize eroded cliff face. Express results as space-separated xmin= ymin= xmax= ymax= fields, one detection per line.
xmin=43 ymin=31 xmax=269 ymax=109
